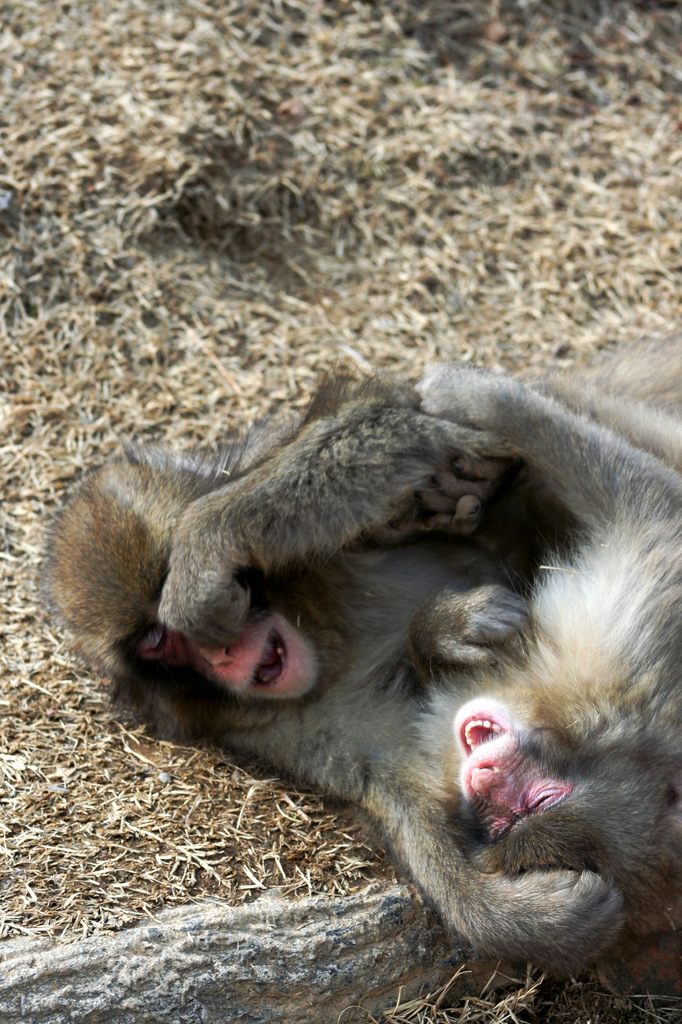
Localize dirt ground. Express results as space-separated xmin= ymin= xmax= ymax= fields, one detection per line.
xmin=2 ymin=0 xmax=682 ymax=1020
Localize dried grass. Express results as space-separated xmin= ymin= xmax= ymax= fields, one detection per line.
xmin=362 ymin=968 xmax=682 ymax=1024
xmin=2 ymin=0 xmax=682 ymax=1019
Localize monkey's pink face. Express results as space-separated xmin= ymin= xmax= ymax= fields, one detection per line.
xmin=455 ymin=696 xmax=682 ymax=931
xmin=137 ymin=612 xmax=318 ymax=699
xmin=454 ymin=698 xmax=572 ymax=838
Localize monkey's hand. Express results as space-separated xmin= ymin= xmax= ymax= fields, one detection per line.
xmin=386 ymin=792 xmax=624 ymax=975
xmin=419 ymin=360 xmax=682 ymax=533
xmin=409 ymin=584 xmax=529 ymax=673
xmin=454 ymin=868 xmax=624 ymax=976
xmin=368 ymin=450 xmax=519 ymax=543
xmin=159 ymin=506 xmax=251 ymax=648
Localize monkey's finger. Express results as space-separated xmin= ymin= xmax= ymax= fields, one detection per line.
xmin=414 ymin=459 xmax=520 ymax=526
xmin=463 ymin=588 xmax=530 ymax=640
xmin=395 ymin=495 xmax=483 ymax=537
xmin=449 ymin=494 xmax=483 ymax=534
xmin=432 ymin=636 xmax=498 ymax=666
xmin=414 ymin=476 xmax=485 ymax=513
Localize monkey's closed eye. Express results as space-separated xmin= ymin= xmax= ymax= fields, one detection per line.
xmin=237 ymin=567 xmax=265 ymax=609
xmin=137 ymin=623 xmax=168 ymax=660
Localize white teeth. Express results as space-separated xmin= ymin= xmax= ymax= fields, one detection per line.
xmin=465 ymin=718 xmax=503 ymax=747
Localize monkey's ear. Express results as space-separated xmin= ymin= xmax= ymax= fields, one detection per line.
xmin=121 ymin=439 xmax=150 ymax=466
xmin=302 ymin=366 xmax=364 ymax=423
xmin=302 ymin=367 xmax=419 ymax=425
xmin=120 ymin=439 xmax=204 ymax=478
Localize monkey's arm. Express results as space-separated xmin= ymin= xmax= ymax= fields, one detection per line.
xmin=220 ymin=698 xmax=622 ymax=976
xmin=381 ymin=782 xmax=623 ymax=976
xmin=159 ymin=404 xmax=508 ymax=646
xmin=546 ymin=381 xmax=682 ymax=473
xmin=417 ymin=366 xmax=682 ymax=530
xmin=418 ymin=365 xmax=682 ymax=687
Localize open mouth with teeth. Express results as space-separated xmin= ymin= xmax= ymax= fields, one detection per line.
xmin=251 ymin=630 xmax=286 ymax=686
xmin=137 ymin=609 xmax=317 ymax=700
xmin=455 ymin=699 xmax=511 ymax=760
xmin=205 ymin=610 xmax=317 ymax=699
xmin=188 ymin=613 xmax=296 ymax=695
xmin=460 ymin=713 xmax=506 ymax=753
xmin=453 ymin=698 xmax=571 ymax=837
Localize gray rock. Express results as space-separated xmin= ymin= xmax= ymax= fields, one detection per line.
xmin=0 ymin=883 xmax=499 ymax=1024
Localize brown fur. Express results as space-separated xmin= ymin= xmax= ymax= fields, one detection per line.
xmin=43 ymin=338 xmax=682 ymax=973
xmin=419 ymin=334 xmax=682 ymax=944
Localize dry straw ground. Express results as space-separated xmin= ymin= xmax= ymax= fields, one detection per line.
xmin=2 ymin=0 xmax=682 ymax=1020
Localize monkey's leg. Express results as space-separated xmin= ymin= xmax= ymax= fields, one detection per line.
xmin=408 ymin=584 xmax=528 ymax=675
xmin=160 ymin=405 xmax=511 ymax=647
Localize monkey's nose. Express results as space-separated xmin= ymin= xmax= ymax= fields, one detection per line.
xmin=197 ymin=644 xmax=233 ymax=667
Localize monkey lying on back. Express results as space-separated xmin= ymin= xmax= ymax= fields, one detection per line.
xmin=418 ymin=337 xmax=682 ymax=945
xmin=44 ymin=338 xmax=682 ymax=974
xmin=47 ymin=375 xmax=526 ymax=704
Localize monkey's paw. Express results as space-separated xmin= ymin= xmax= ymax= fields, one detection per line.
xmin=465 ymin=869 xmax=624 ymax=976
xmin=437 ymin=586 xmax=529 ymax=666
xmin=414 ymin=453 xmax=518 ymax=536
xmin=409 ymin=585 xmax=528 ymax=673
xmin=159 ymin=536 xmax=251 ymax=649
xmin=379 ymin=451 xmax=518 ymax=543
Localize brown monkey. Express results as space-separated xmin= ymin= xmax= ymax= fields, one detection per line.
xmin=417 ymin=337 xmax=682 ymax=944
xmin=154 ymin=375 xmax=514 ymax=651
xmin=45 ymin=376 xmax=520 ymax=701
xmin=47 ymin=339 xmax=682 ymax=973
xmin=44 ymin=374 xmax=623 ymax=977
